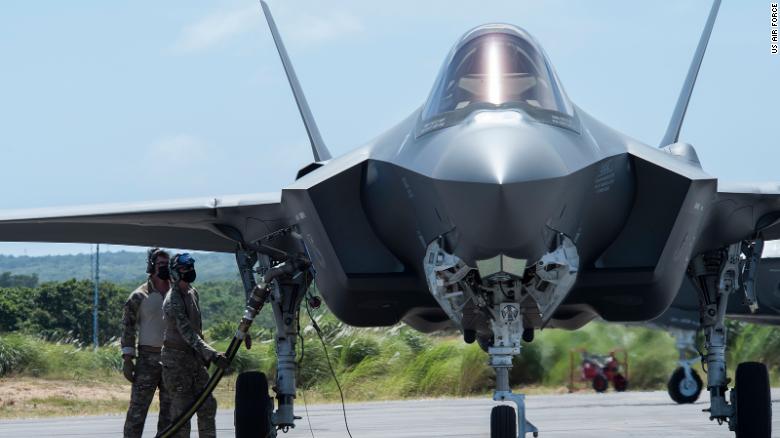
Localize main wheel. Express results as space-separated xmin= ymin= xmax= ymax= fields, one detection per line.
xmin=613 ymin=373 xmax=628 ymax=392
xmin=592 ymin=374 xmax=609 ymax=393
xmin=235 ymin=371 xmax=273 ymax=438
xmin=667 ymin=367 xmax=703 ymax=404
xmin=491 ymin=405 xmax=517 ymax=438
xmin=734 ymin=362 xmax=772 ymax=438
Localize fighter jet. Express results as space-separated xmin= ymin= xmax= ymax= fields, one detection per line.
xmin=0 ymin=0 xmax=774 ymax=436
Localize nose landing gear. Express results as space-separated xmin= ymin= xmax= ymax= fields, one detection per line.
xmin=489 ymin=302 xmax=539 ymax=438
xmin=667 ymin=330 xmax=702 ymax=404
xmin=424 ymin=234 xmax=579 ymax=437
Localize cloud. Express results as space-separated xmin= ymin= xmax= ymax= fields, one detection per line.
xmin=173 ymin=6 xmax=257 ymax=53
xmin=172 ymin=3 xmax=364 ymax=53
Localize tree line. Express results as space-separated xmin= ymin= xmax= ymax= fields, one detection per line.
xmin=0 ymin=272 xmax=269 ymax=345
xmin=0 ymin=251 xmax=239 ymax=283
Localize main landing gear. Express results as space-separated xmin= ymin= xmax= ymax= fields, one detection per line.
xmin=155 ymin=241 xmax=312 ymax=438
xmin=233 ymin=247 xmax=313 ymax=438
xmin=688 ymin=241 xmax=772 ymax=438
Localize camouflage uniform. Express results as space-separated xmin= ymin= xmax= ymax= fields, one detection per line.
xmin=161 ymin=283 xmax=218 ymax=438
xmin=122 ymin=279 xmax=172 ymax=438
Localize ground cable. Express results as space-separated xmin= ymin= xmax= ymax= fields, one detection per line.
xmin=306 ymin=301 xmax=354 ymax=438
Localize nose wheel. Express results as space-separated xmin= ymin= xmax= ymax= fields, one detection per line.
xmin=492 ymin=392 xmax=539 ymax=437
xmin=491 ymin=405 xmax=516 ymax=438
xmin=667 ymin=330 xmax=702 ymax=404
xmin=667 ymin=366 xmax=703 ymax=404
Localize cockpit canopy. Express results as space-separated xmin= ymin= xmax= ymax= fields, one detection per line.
xmin=420 ymin=25 xmax=575 ymax=135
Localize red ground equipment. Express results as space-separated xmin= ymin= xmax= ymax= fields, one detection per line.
xmin=569 ymin=349 xmax=629 ymax=393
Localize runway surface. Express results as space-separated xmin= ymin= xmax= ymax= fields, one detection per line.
xmin=1 ymin=389 xmax=778 ymax=437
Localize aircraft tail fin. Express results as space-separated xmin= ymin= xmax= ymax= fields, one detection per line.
xmin=659 ymin=0 xmax=721 ymax=147
xmin=260 ymin=1 xmax=332 ymax=161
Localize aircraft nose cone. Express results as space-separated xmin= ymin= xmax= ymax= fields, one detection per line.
xmin=428 ymin=121 xmax=573 ymax=263
xmin=431 ymin=118 xmax=569 ymax=185
xmin=436 ymin=178 xmax=567 ymax=264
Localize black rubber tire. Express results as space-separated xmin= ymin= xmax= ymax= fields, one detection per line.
xmin=490 ymin=405 xmax=517 ymax=438
xmin=463 ymin=329 xmax=476 ymax=344
xmin=235 ymin=371 xmax=273 ymax=438
xmin=522 ymin=328 xmax=534 ymax=343
xmin=667 ymin=367 xmax=703 ymax=404
xmin=613 ymin=373 xmax=628 ymax=392
xmin=734 ymin=362 xmax=772 ymax=438
xmin=592 ymin=374 xmax=609 ymax=393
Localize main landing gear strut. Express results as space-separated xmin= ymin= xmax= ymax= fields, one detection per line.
xmin=688 ymin=241 xmax=772 ymax=438
xmin=233 ymin=247 xmax=313 ymax=437
xmin=155 ymin=242 xmax=312 ymax=438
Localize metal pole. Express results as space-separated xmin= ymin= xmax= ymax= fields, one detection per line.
xmin=93 ymin=244 xmax=100 ymax=351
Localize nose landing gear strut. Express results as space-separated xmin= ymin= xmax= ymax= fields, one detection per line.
xmin=424 ymin=234 xmax=579 ymax=437
xmin=490 ymin=303 xmax=539 ymax=438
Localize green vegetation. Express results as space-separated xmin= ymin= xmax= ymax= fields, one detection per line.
xmin=1 ymin=273 xmax=779 ymax=394
xmin=0 ymin=272 xmax=38 ymax=288
xmin=3 ymin=317 xmax=779 ymax=402
xmin=0 ymin=255 xmax=779 ymax=418
xmin=0 ymin=333 xmax=121 ymax=379
xmin=0 ymin=278 xmax=274 ymax=344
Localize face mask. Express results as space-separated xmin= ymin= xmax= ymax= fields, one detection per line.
xmin=182 ymin=270 xmax=197 ymax=283
xmin=156 ymin=266 xmax=171 ymax=280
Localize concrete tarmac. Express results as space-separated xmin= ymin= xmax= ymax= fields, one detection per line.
xmin=1 ymin=390 xmax=777 ymax=437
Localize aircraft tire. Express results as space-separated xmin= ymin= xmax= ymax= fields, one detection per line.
xmin=734 ymin=362 xmax=772 ymax=438
xmin=592 ymin=374 xmax=609 ymax=393
xmin=464 ymin=329 xmax=476 ymax=344
xmin=235 ymin=371 xmax=273 ymax=438
xmin=667 ymin=367 xmax=702 ymax=404
xmin=490 ymin=405 xmax=516 ymax=438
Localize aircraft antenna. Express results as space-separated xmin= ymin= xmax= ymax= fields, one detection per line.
xmin=259 ymin=1 xmax=332 ymax=162
xmin=659 ymin=0 xmax=721 ymax=147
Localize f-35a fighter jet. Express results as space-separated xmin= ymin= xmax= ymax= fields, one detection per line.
xmin=0 ymin=0 xmax=774 ymax=436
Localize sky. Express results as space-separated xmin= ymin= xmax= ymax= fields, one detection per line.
xmin=0 ymin=0 xmax=778 ymax=256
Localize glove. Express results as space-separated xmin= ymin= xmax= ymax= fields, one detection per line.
xmin=244 ymin=333 xmax=252 ymax=350
xmin=213 ymin=353 xmax=230 ymax=370
xmin=122 ymin=357 xmax=135 ymax=383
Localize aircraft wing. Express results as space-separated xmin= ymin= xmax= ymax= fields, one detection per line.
xmin=699 ymin=183 xmax=780 ymax=251
xmin=0 ymin=193 xmax=290 ymax=253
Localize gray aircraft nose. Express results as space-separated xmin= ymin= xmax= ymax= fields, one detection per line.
xmin=434 ymin=176 xmax=569 ymax=265
xmin=425 ymin=115 xmax=571 ymax=185
xmin=426 ymin=120 xmax=577 ymax=264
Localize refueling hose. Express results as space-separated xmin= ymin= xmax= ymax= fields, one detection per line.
xmin=156 ymin=259 xmax=307 ymax=438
